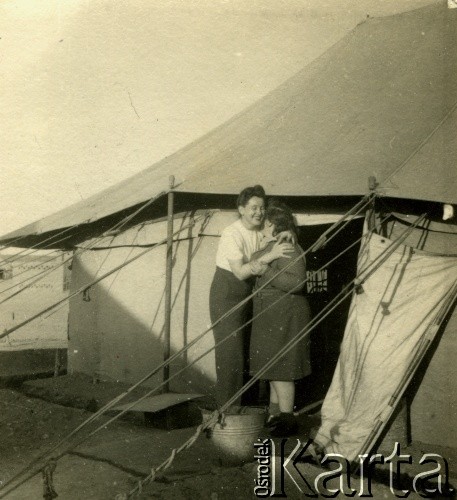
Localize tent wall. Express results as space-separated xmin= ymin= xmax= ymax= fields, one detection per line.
xmin=67 ymin=208 xmax=457 ymax=451
xmin=68 ymin=239 xmax=219 ymax=392
xmin=386 ymin=217 xmax=457 ymax=448
xmin=67 ymin=209 xmax=357 ymax=394
xmin=68 ymin=215 xmax=224 ymax=394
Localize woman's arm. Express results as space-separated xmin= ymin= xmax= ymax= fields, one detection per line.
xmin=228 ymin=258 xmax=260 ymax=281
xmin=259 ymin=231 xmax=295 ymax=251
xmin=229 ymin=242 xmax=295 ymax=281
xmin=262 ymin=248 xmax=306 ymax=293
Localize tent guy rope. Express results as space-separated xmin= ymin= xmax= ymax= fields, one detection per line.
xmin=0 ymin=190 xmax=170 ymax=307
xmin=0 ymin=250 xmax=68 ymax=293
xmin=0 ymin=225 xmax=77 ymax=267
xmin=122 ymin=213 xmax=427 ymax=498
xmin=0 ymin=200 xmax=419 ymax=499
xmin=0 ymin=195 xmax=373 ymax=497
xmin=0 ymin=208 xmax=425 ymax=499
xmin=0 ymin=212 xmax=207 ymax=342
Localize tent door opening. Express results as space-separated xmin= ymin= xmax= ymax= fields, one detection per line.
xmin=294 ymin=217 xmax=364 ymax=410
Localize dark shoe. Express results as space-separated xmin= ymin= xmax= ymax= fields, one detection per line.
xmin=269 ymin=412 xmax=299 ymax=437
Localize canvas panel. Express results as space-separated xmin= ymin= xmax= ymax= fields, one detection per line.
xmin=314 ymin=232 xmax=457 ymax=461
xmin=385 ymin=215 xmax=457 ymax=256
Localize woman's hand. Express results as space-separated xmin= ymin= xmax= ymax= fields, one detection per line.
xmin=260 ymin=241 xmax=294 ymax=265
xmin=270 ymin=241 xmax=295 ymax=259
xmin=276 ymin=230 xmax=296 ymax=245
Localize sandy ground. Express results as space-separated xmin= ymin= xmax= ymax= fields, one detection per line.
xmin=0 ymin=385 xmax=455 ymax=500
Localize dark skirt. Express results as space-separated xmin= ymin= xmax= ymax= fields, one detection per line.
xmin=249 ymin=289 xmax=311 ymax=381
xmin=209 ymin=267 xmax=254 ymax=405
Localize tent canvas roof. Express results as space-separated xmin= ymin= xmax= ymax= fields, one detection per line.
xmin=2 ymin=3 xmax=456 ymax=241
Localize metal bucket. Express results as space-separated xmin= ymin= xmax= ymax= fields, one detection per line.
xmin=203 ymin=406 xmax=267 ymax=465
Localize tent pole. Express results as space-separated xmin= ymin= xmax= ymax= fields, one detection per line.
xmin=163 ymin=176 xmax=175 ymax=392
xmin=367 ymin=176 xmax=378 ymax=231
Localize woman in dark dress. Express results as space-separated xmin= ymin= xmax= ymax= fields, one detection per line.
xmin=249 ymin=200 xmax=311 ymax=436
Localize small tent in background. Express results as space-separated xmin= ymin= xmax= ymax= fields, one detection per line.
xmin=0 ymin=249 xmax=69 ymax=379
xmin=0 ymin=2 xmax=456 ymax=457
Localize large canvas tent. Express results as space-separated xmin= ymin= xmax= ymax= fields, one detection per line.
xmin=2 ymin=2 xmax=455 ymax=247
xmin=0 ymin=2 xmax=456 ymax=456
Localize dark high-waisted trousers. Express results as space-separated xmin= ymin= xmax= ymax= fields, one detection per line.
xmin=209 ymin=266 xmax=253 ymax=407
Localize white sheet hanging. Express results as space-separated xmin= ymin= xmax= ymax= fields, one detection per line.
xmin=314 ymin=231 xmax=457 ymax=461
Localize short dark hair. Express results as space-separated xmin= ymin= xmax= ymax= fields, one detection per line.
xmin=266 ymin=199 xmax=296 ymax=236
xmin=236 ymin=185 xmax=266 ymax=208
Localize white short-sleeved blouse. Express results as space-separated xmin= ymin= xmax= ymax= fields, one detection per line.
xmin=215 ymin=219 xmax=263 ymax=272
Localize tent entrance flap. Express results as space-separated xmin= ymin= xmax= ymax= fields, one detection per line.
xmin=314 ymin=232 xmax=457 ymax=461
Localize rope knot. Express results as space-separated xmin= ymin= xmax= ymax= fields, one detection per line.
xmin=380 ymin=301 xmax=391 ymax=315
xmin=354 ymin=279 xmax=365 ymax=295
xmin=82 ymin=287 xmax=92 ymax=302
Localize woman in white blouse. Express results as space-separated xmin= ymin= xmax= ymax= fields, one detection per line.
xmin=209 ymin=185 xmax=293 ymax=407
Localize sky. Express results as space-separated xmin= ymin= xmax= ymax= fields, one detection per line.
xmin=0 ymin=0 xmax=438 ymax=235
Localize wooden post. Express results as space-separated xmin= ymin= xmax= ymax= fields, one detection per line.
xmin=163 ymin=176 xmax=175 ymax=392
